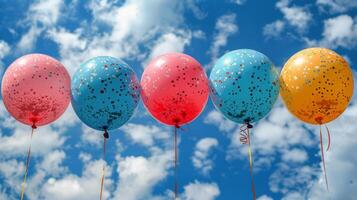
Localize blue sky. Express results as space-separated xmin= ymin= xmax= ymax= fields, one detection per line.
xmin=0 ymin=0 xmax=357 ymax=200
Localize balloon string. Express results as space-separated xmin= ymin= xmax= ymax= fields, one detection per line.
xmin=20 ymin=125 xmax=36 ymax=200
xmin=319 ymin=125 xmax=329 ymax=191
xmin=100 ymin=130 xmax=109 ymax=200
xmin=325 ymin=125 xmax=331 ymax=152
xmin=240 ymin=123 xmax=256 ymax=200
xmin=174 ymin=125 xmax=178 ymax=200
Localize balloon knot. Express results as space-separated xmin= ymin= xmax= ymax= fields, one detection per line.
xmin=103 ymin=129 xmax=109 ymax=139
xmin=175 ymin=124 xmax=180 ymax=129
xmin=31 ymin=123 xmax=37 ymax=129
xmin=315 ymin=116 xmax=323 ymax=124
xmin=246 ymin=122 xmax=253 ymax=129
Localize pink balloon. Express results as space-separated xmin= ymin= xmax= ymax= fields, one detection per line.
xmin=1 ymin=54 xmax=71 ymax=127
xmin=141 ymin=53 xmax=209 ymax=126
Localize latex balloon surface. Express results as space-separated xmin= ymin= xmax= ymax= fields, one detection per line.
xmin=1 ymin=54 xmax=71 ymax=126
xmin=210 ymin=49 xmax=280 ymax=124
xmin=141 ymin=53 xmax=209 ymax=126
xmin=71 ymin=56 xmax=140 ymax=131
xmin=280 ymin=47 xmax=354 ymax=124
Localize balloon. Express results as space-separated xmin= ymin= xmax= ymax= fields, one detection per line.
xmin=1 ymin=54 xmax=71 ymax=126
xmin=71 ymin=56 xmax=140 ymax=131
xmin=210 ymin=49 xmax=280 ymax=124
xmin=141 ymin=53 xmax=209 ymax=126
xmin=280 ymin=47 xmax=354 ymax=124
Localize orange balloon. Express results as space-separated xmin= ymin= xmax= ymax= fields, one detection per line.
xmin=280 ymin=48 xmax=354 ymax=125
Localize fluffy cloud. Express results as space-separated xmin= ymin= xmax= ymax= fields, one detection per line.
xmin=257 ymin=195 xmax=273 ymax=200
xmin=306 ymin=15 xmax=357 ymax=49
xmin=146 ymin=30 xmax=193 ymax=66
xmin=204 ymin=110 xmax=236 ymax=133
xmin=263 ymin=20 xmax=285 ymax=39
xmin=41 ymin=159 xmax=113 ymax=200
xmin=182 ymin=181 xmax=220 ymax=200
xmin=208 ymin=13 xmax=238 ymax=67
xmin=226 ymin=99 xmax=316 ymax=167
xmin=17 ymin=0 xmax=64 ymax=52
xmin=0 ymin=40 xmax=10 ymax=59
xmin=120 ymin=123 xmax=170 ymax=147
xmin=48 ymin=0 xmax=198 ymax=75
xmin=263 ymin=0 xmax=312 ymax=39
xmin=192 ymin=137 xmax=219 ymax=175
xmin=317 ymin=0 xmax=357 ymax=13
xmin=112 ymin=150 xmax=172 ymax=200
xmin=276 ymin=0 xmax=312 ymax=32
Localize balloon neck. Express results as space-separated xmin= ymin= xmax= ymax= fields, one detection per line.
xmin=246 ymin=122 xmax=253 ymax=129
xmin=31 ymin=122 xmax=37 ymax=129
xmin=315 ymin=116 xmax=323 ymax=125
xmin=174 ymin=124 xmax=180 ymax=129
xmin=103 ymin=129 xmax=109 ymax=139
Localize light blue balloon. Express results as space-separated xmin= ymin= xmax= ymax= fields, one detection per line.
xmin=209 ymin=49 xmax=279 ymax=124
xmin=71 ymin=56 xmax=140 ymax=131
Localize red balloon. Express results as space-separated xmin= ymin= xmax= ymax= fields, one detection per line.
xmin=141 ymin=53 xmax=209 ymax=126
xmin=1 ymin=54 xmax=71 ymax=127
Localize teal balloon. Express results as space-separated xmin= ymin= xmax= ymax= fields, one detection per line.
xmin=71 ymin=56 xmax=140 ymax=131
xmin=209 ymin=49 xmax=279 ymax=124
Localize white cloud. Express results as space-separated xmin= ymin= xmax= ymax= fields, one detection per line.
xmin=0 ymin=40 xmax=10 ymax=76
xmin=48 ymin=0 xmax=197 ymax=75
xmin=186 ymin=0 xmax=207 ymax=19
xmin=182 ymin=181 xmax=220 ymax=200
xmin=276 ymin=0 xmax=312 ymax=32
xmin=39 ymin=150 xmax=67 ymax=176
xmin=17 ymin=0 xmax=64 ymax=52
xmin=147 ymin=30 xmax=192 ymax=66
xmin=112 ymin=150 xmax=172 ymax=200
xmin=263 ymin=0 xmax=312 ymax=39
xmin=79 ymin=124 xmax=103 ymax=147
xmin=257 ymin=195 xmax=274 ymax=200
xmin=42 ymin=159 xmax=113 ymax=200
xmin=0 ymin=40 xmax=10 ymax=59
xmin=317 ymin=0 xmax=357 ymax=13
xmin=232 ymin=0 xmax=246 ymax=5
xmin=209 ymin=13 xmax=238 ymax=66
xmin=308 ymin=15 xmax=357 ymax=49
xmin=192 ymin=137 xmax=219 ymax=175
xmin=263 ymin=20 xmax=286 ymax=39
xmin=204 ymin=110 xmax=236 ymax=133
xmin=281 ymin=148 xmax=308 ymax=163
xmin=226 ymin=99 xmax=315 ymax=168
xmin=120 ymin=123 xmax=170 ymax=147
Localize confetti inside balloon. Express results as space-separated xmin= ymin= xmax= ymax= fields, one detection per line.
xmin=280 ymin=47 xmax=354 ymax=191
xmin=280 ymin=47 xmax=354 ymax=124
xmin=209 ymin=49 xmax=279 ymax=200
xmin=1 ymin=54 xmax=71 ymax=126
xmin=71 ymin=56 xmax=140 ymax=131
xmin=141 ymin=53 xmax=209 ymax=126
xmin=210 ymin=49 xmax=280 ymax=124
xmin=141 ymin=52 xmax=209 ymax=198
xmin=1 ymin=53 xmax=71 ymax=200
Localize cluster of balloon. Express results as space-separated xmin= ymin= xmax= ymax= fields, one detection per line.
xmin=210 ymin=49 xmax=280 ymax=200
xmin=141 ymin=53 xmax=209 ymax=199
xmin=1 ymin=54 xmax=71 ymax=200
xmin=71 ymin=56 xmax=141 ymax=200
xmin=280 ymin=48 xmax=354 ymax=190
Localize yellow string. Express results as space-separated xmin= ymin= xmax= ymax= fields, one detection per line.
xmin=174 ymin=125 xmax=179 ymax=200
xmin=20 ymin=127 xmax=35 ymax=200
xmin=99 ymin=134 xmax=107 ymax=200
xmin=246 ymin=128 xmax=257 ymax=200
